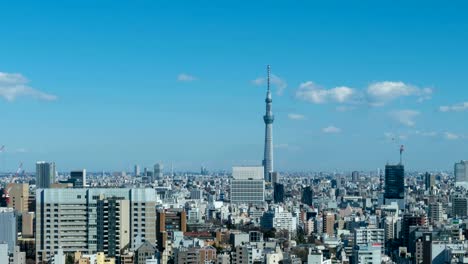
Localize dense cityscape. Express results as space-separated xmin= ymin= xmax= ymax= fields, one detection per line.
xmin=1 ymin=66 xmax=468 ymax=264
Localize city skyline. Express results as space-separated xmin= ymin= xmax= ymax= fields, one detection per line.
xmin=1 ymin=1 xmax=468 ymax=171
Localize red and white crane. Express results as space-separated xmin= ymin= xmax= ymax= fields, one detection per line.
xmin=1 ymin=162 xmax=24 ymax=204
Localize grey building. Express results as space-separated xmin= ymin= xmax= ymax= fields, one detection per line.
xmin=230 ymin=166 xmax=265 ymax=205
xmin=455 ymin=160 xmax=468 ymax=188
xmin=154 ymin=163 xmax=163 ymax=180
xmin=425 ymin=172 xmax=435 ymax=190
xmin=0 ymin=207 xmax=16 ymax=253
xmin=36 ymin=161 xmax=56 ymax=188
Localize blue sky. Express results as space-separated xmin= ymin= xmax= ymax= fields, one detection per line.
xmin=1 ymin=1 xmax=468 ymax=172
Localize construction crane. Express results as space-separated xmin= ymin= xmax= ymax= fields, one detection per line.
xmin=1 ymin=162 xmax=24 ymax=205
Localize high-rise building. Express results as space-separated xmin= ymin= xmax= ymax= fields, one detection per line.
xmin=401 ymin=213 xmax=427 ymax=247
xmin=154 ymin=163 xmax=163 ymax=180
xmin=271 ymin=172 xmax=280 ymax=184
xmin=429 ymin=202 xmax=443 ymax=224
xmin=35 ymin=188 xmax=156 ymax=263
xmin=6 ymin=183 xmax=29 ymax=213
xmin=424 ymin=172 xmax=435 ymax=191
xmin=134 ymin=165 xmax=140 ymax=177
xmin=143 ymin=168 xmax=154 ymax=182
xmin=273 ymin=183 xmax=284 ymax=204
xmin=97 ymin=197 xmax=130 ymax=259
xmin=230 ymin=166 xmax=265 ymax=205
xmin=323 ymin=213 xmax=335 ymax=237
xmin=0 ymin=207 xmax=17 ymax=253
xmin=384 ymin=164 xmax=405 ymax=208
xmin=455 ymin=160 xmax=468 ymax=187
xmin=70 ymin=169 xmax=86 ymax=188
xmin=352 ymin=171 xmax=360 ymax=182
xmin=302 ymin=186 xmax=314 ymax=206
xmin=36 ymin=161 xmax=56 ymax=189
xmin=262 ymin=65 xmax=274 ymax=182
xmin=452 ymin=196 xmax=468 ymax=218
xmin=156 ymin=209 xmax=187 ymax=251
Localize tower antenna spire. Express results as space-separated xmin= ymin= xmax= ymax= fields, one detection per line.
xmin=399 ymin=145 xmax=404 ymax=164
xmin=267 ymin=65 xmax=271 ymax=92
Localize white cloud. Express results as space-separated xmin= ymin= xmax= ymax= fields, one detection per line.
xmin=336 ymin=105 xmax=356 ymax=112
xmin=367 ymin=81 xmax=432 ymax=106
xmin=415 ymin=130 xmax=438 ymax=137
xmin=15 ymin=148 xmax=28 ymax=153
xmin=389 ymin=110 xmax=420 ymax=127
xmin=439 ymin=102 xmax=468 ymax=112
xmin=177 ymin=73 xmax=197 ymax=82
xmin=295 ymin=81 xmax=356 ymax=104
xmin=445 ymin=132 xmax=460 ymax=140
xmin=252 ymin=74 xmax=287 ymax=95
xmin=0 ymin=72 xmax=57 ymax=102
xmin=384 ymin=132 xmax=408 ymax=141
xmin=322 ymin=125 xmax=341 ymax=134
xmin=287 ymin=113 xmax=306 ymax=120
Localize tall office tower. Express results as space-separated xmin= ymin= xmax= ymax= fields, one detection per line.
xmin=323 ymin=212 xmax=335 ymax=236
xmin=97 ymin=197 xmax=130 ymax=259
xmin=262 ymin=65 xmax=274 ymax=182
xmin=302 ymin=186 xmax=314 ymax=206
xmin=230 ymin=166 xmax=265 ymax=205
xmin=6 ymin=183 xmax=29 ymax=213
xmin=384 ymin=164 xmax=405 ymax=209
xmin=424 ymin=172 xmax=435 ymax=191
xmin=156 ymin=209 xmax=187 ymax=251
xmin=273 ymin=183 xmax=285 ymax=203
xmin=134 ymin=165 xmax=140 ymax=177
xmin=452 ymin=196 xmax=468 ymax=218
xmin=36 ymin=161 xmax=56 ymax=188
xmin=0 ymin=208 xmax=16 ymax=253
xmin=70 ymin=169 xmax=86 ymax=188
xmin=429 ymin=202 xmax=443 ymax=224
xmin=455 ymin=160 xmax=468 ymax=188
xmin=131 ymin=193 xmax=157 ymax=250
xmin=35 ymin=188 xmax=156 ymax=263
xmin=352 ymin=171 xmax=359 ymax=182
xmin=154 ymin=163 xmax=163 ymax=180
